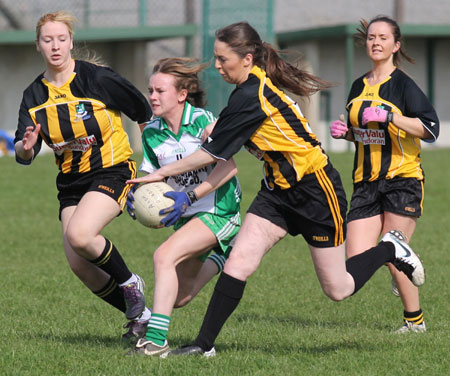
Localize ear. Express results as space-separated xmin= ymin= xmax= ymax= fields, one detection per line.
xmin=393 ymin=41 xmax=401 ymax=54
xmin=178 ymin=88 xmax=188 ymax=103
xmin=243 ymin=53 xmax=253 ymax=68
xmin=36 ymin=40 xmax=41 ymax=53
xmin=70 ymin=38 xmax=73 ymax=51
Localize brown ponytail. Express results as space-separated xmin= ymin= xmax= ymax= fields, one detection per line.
xmin=215 ymin=21 xmax=333 ymax=98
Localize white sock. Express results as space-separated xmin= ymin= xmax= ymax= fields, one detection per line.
xmin=138 ymin=307 xmax=152 ymax=322
xmin=119 ymin=273 xmax=138 ymax=287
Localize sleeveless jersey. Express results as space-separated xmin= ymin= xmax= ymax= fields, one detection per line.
xmin=346 ymin=68 xmax=439 ymax=183
xmin=140 ymin=102 xmax=241 ymax=219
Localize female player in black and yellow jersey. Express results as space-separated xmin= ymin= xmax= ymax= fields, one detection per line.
xmin=14 ymin=11 xmax=152 ymax=342
xmin=129 ymin=21 xmax=426 ymax=356
xmin=330 ymin=16 xmax=439 ymax=333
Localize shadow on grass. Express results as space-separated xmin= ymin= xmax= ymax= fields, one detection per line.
xmin=171 ymin=335 xmax=378 ymax=356
xmin=170 ymin=314 xmax=383 ymax=357
xmin=233 ymin=312 xmax=393 ymax=331
xmin=34 ymin=312 xmax=389 ymax=354
xmin=232 ymin=339 xmax=377 ymax=355
xmin=37 ymin=332 xmax=125 ymax=348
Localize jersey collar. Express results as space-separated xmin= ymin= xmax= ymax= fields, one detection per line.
xmin=249 ymin=65 xmax=265 ymax=79
xmin=181 ymin=102 xmax=194 ymax=126
xmin=159 ymin=102 xmax=194 ymax=130
xmin=363 ymin=67 xmax=397 ymax=87
xmin=41 ymin=59 xmax=77 ymax=88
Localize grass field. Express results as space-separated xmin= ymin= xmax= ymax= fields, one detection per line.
xmin=1 ymin=149 xmax=449 ymax=376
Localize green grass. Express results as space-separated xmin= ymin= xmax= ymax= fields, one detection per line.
xmin=1 ymin=149 xmax=449 ymax=376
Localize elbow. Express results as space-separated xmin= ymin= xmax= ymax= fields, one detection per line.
xmin=420 ymin=119 xmax=439 ymax=143
xmin=422 ymin=129 xmax=438 ymax=143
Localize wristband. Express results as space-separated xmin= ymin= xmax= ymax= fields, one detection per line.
xmin=186 ymin=191 xmax=198 ymax=204
xmin=386 ymin=111 xmax=394 ymax=123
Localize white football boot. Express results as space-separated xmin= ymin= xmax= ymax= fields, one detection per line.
xmin=381 ymin=230 xmax=425 ymax=287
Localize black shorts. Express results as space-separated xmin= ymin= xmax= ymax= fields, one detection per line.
xmin=347 ymin=177 xmax=424 ymax=222
xmin=247 ymin=163 xmax=347 ymax=248
xmin=56 ymin=160 xmax=137 ymax=218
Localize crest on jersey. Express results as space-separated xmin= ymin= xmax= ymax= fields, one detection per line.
xmin=74 ymin=103 xmax=91 ymax=121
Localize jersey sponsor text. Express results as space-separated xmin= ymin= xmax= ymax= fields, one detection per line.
xmin=353 ymin=128 xmax=385 ymax=145
xmin=50 ymin=135 xmax=98 ymax=154
xmin=173 ymin=167 xmax=208 ymax=187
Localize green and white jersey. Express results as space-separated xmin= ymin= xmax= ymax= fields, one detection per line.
xmin=140 ymin=102 xmax=241 ymax=218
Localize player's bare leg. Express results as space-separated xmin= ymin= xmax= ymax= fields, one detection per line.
xmin=135 ymin=217 xmax=217 ymax=357
xmin=65 ymin=192 xmax=147 ymax=321
xmin=224 ymin=213 xmax=287 ymax=279
xmin=175 ymin=257 xmax=219 ymax=308
xmin=61 ymin=205 xmax=110 ymax=291
xmin=346 ymin=215 xmax=383 ymax=258
xmin=64 ymin=191 xmax=119 ymax=259
xmin=310 ymin=243 xmax=355 ymax=301
xmin=347 ymin=213 xmax=425 ymax=332
xmin=169 ymin=214 xmax=287 ymax=357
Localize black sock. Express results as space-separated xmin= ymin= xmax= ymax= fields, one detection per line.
xmin=404 ymin=309 xmax=424 ymax=324
xmin=89 ymin=238 xmax=132 ymax=284
xmin=346 ymin=241 xmax=395 ymax=295
xmin=194 ymin=272 xmax=246 ymax=351
xmin=92 ymin=276 xmax=126 ymax=313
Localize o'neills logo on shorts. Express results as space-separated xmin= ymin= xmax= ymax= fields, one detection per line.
xmin=313 ymin=235 xmax=329 ymax=242
xmin=353 ymin=128 xmax=385 ymax=145
xmin=50 ymin=135 xmax=98 ymax=155
xmin=98 ymin=185 xmax=115 ymax=194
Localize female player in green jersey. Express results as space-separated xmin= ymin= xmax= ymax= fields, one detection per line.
xmin=330 ymin=16 xmax=439 ymax=333
xmin=127 ymin=58 xmax=241 ymax=357
xmin=14 ymin=11 xmax=152 ymax=341
xmin=129 ymin=22 xmax=426 ymax=356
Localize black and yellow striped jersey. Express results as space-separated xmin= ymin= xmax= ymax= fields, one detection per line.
xmin=202 ymin=65 xmax=329 ymax=190
xmin=15 ymin=60 xmax=152 ymax=174
xmin=346 ymin=68 xmax=439 ymax=183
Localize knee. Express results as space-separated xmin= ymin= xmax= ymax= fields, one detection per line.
xmin=153 ymin=247 xmax=171 ymax=270
xmin=224 ymin=254 xmax=257 ymax=280
xmin=321 ymin=285 xmax=350 ymax=302
xmin=66 ymin=225 xmax=90 ymax=252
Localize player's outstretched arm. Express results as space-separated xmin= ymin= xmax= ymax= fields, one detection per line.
xmin=127 ymin=149 xmax=217 ymax=185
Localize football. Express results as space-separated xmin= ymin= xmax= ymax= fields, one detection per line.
xmin=133 ymin=182 xmax=174 ymax=228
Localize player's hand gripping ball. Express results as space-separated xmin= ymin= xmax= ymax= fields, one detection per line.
xmin=133 ymin=182 xmax=175 ymax=228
